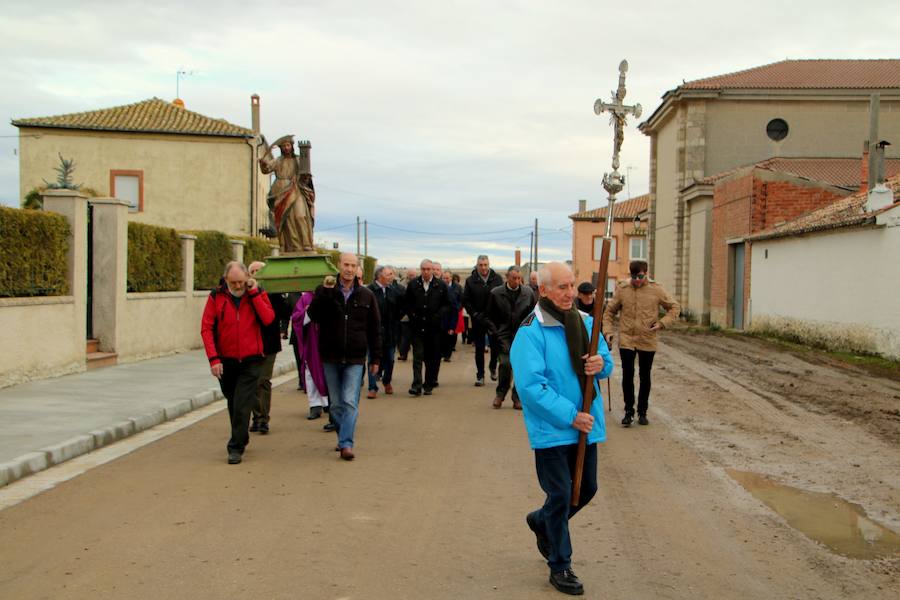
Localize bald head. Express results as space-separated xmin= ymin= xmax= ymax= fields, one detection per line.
xmin=338 ymin=253 xmax=359 ymax=285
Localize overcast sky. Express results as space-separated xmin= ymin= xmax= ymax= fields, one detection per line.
xmin=1 ymin=0 xmax=897 ymax=269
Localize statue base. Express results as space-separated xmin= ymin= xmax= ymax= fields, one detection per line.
xmin=253 ymin=252 xmax=338 ymax=293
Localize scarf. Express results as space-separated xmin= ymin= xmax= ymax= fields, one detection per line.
xmin=539 ymin=297 xmax=594 ymax=401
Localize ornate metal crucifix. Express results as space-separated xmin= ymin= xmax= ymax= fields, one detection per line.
xmin=594 ymin=59 xmax=642 ymax=238
xmin=573 ymin=59 xmax=642 ymax=504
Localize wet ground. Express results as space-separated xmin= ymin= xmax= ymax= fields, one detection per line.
xmin=0 ymin=336 xmax=897 ymax=599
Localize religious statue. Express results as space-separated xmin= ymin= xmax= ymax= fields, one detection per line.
xmin=259 ymin=135 xmax=316 ymax=253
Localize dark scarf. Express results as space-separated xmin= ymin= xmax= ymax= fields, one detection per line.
xmin=539 ymin=297 xmax=594 ymax=401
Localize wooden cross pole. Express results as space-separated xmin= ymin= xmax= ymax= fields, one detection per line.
xmin=572 ymin=60 xmax=642 ymax=506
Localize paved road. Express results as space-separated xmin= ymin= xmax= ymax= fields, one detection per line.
xmin=0 ymin=341 xmax=896 ymax=599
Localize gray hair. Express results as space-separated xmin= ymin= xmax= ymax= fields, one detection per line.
xmin=223 ymin=261 xmax=249 ymax=278
xmin=537 ymin=262 xmax=571 ymax=287
xmin=374 ymin=265 xmax=395 ymax=279
xmin=420 ymin=258 xmax=432 ymax=269
xmin=507 ymin=265 xmax=521 ymax=276
xmin=476 ymin=254 xmax=489 ymax=263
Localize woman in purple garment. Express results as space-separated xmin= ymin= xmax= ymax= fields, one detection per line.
xmin=292 ymin=292 xmax=330 ymax=420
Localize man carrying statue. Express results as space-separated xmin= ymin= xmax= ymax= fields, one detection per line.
xmin=259 ymin=135 xmax=316 ymax=253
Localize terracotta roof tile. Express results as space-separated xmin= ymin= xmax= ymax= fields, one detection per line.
xmin=697 ymin=157 xmax=900 ymax=188
xmin=12 ymin=98 xmax=254 ymax=137
xmin=682 ymin=59 xmax=900 ymax=90
xmin=569 ymin=194 xmax=650 ymax=220
xmin=749 ymin=174 xmax=900 ymax=240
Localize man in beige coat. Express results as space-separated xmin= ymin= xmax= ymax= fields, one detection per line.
xmin=603 ymin=260 xmax=680 ymax=427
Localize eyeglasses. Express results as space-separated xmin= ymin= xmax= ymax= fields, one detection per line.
xmin=631 ymin=273 xmax=646 ymax=280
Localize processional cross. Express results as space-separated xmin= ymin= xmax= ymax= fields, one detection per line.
xmin=572 ymin=60 xmax=642 ymax=505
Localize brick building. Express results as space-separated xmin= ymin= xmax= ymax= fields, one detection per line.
xmin=569 ymin=195 xmax=649 ymax=298
xmin=638 ymin=59 xmax=900 ymax=325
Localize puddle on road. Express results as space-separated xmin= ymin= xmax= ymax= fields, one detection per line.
xmin=727 ymin=469 xmax=900 ymax=559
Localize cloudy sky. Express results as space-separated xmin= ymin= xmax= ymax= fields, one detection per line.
xmin=1 ymin=0 xmax=897 ymax=268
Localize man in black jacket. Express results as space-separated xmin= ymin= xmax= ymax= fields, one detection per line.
xmin=463 ymin=255 xmax=503 ymax=386
xmin=404 ymin=258 xmax=451 ymax=396
xmin=367 ymin=265 xmax=404 ymax=398
xmin=248 ymin=261 xmax=284 ymax=434
xmin=308 ymin=253 xmax=381 ymax=461
xmin=484 ymin=266 xmax=536 ymax=410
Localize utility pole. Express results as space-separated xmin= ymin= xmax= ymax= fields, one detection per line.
xmin=364 ymin=220 xmax=368 ymax=257
xmin=533 ymin=218 xmax=539 ymax=272
xmin=868 ymin=93 xmax=880 ymax=192
xmin=528 ymin=231 xmax=534 ymax=271
xmin=356 ymin=216 xmax=361 ymax=256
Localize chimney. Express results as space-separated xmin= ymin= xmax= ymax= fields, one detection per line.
xmin=860 ymin=141 xmax=869 ymax=194
xmin=578 ymin=198 xmax=587 ymax=213
xmin=515 ymin=249 xmax=521 ymax=266
xmin=251 ymin=94 xmax=260 ymax=134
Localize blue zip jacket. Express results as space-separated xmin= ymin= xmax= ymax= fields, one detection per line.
xmin=510 ymin=304 xmax=614 ymax=449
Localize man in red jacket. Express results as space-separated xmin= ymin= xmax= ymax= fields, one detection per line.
xmin=201 ymin=261 xmax=275 ymax=464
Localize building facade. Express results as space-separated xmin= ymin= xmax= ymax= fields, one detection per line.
xmin=13 ymin=96 xmax=270 ymax=236
xmin=638 ymin=59 xmax=900 ymax=323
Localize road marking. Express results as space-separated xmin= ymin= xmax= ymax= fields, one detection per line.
xmin=0 ymin=372 xmax=297 ymax=511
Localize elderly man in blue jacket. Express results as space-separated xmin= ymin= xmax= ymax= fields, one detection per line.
xmin=510 ymin=261 xmax=614 ymax=596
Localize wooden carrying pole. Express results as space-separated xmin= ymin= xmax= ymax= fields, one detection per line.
xmin=571 ymin=239 xmax=611 ymax=505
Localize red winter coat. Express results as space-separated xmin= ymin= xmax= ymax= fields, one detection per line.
xmin=201 ymin=285 xmax=275 ymax=367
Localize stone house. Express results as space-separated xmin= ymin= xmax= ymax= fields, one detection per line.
xmin=746 ymin=175 xmax=900 ymax=359
xmin=638 ymin=59 xmax=900 ymax=324
xmin=12 ymin=96 xmax=269 ymax=236
xmin=569 ymin=194 xmax=649 ymax=299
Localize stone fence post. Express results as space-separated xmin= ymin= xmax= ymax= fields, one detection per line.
xmin=88 ymin=198 xmax=129 ymax=352
xmin=230 ymin=239 xmax=245 ymax=264
xmin=180 ymin=234 xmax=197 ymax=293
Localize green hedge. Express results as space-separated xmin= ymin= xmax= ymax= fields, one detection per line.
xmin=189 ymin=230 xmax=233 ymax=290
xmin=0 ymin=206 xmax=70 ymax=297
xmin=127 ymin=222 xmax=182 ymax=292
xmin=240 ymin=236 xmax=277 ymax=266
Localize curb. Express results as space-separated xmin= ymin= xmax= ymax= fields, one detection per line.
xmin=0 ymin=360 xmax=296 ymax=489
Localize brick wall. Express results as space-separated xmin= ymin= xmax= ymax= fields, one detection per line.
xmin=709 ymin=169 xmax=848 ymax=327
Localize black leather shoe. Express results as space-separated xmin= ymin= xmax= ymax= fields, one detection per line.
xmin=258 ymin=422 xmax=269 ymax=434
xmin=526 ymin=512 xmax=551 ymax=559
xmin=638 ymin=414 xmax=649 ymax=426
xmin=323 ymin=422 xmax=337 ymax=432
xmin=249 ymin=421 xmax=259 ymax=432
xmin=621 ymin=414 xmax=633 ymax=427
xmin=423 ymin=388 xmax=433 ymax=396
xmin=409 ymin=387 xmax=422 ymax=396
xmin=549 ymin=569 xmax=583 ymax=595
xmin=227 ymin=451 xmax=242 ymax=465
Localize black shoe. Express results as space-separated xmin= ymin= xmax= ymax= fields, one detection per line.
xmin=249 ymin=420 xmax=260 ymax=433
xmin=258 ymin=422 xmax=269 ymax=434
xmin=490 ymin=368 xmax=498 ymax=381
xmin=475 ymin=377 xmax=485 ymax=387
xmin=423 ymin=388 xmax=433 ymax=396
xmin=638 ymin=414 xmax=649 ymax=426
xmin=526 ymin=512 xmax=551 ymax=560
xmin=621 ymin=414 xmax=633 ymax=427
xmin=227 ymin=451 xmax=242 ymax=465
xmin=549 ymin=569 xmax=583 ymax=595
xmin=323 ymin=422 xmax=337 ymax=431
xmin=307 ymin=406 xmax=323 ymax=420
xmin=431 ymin=382 xmax=439 ymax=388
xmin=409 ymin=387 xmax=422 ymax=396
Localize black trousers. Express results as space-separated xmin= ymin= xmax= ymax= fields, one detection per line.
xmin=495 ymin=351 xmax=518 ymax=402
xmin=531 ymin=443 xmax=598 ymax=572
xmin=398 ymin=321 xmax=412 ymax=359
xmin=620 ymin=348 xmax=656 ymax=416
xmin=218 ymin=357 xmax=263 ymax=454
xmin=441 ymin=331 xmax=457 ymax=360
xmin=411 ymin=331 xmax=441 ymax=391
xmin=472 ymin=322 xmax=497 ymax=378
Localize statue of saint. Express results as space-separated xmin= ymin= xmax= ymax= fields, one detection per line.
xmin=259 ymin=135 xmax=315 ymax=253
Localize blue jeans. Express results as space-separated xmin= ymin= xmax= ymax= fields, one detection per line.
xmin=531 ymin=443 xmax=598 ymax=572
xmin=323 ymin=362 xmax=365 ymax=449
xmin=368 ymin=341 xmax=396 ymax=391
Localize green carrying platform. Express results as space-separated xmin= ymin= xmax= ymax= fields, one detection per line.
xmin=252 ymin=252 xmax=338 ymax=293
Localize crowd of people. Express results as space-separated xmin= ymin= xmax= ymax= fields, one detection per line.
xmin=200 ymin=253 xmax=679 ymax=596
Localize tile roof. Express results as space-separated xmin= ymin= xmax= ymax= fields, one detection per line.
xmin=749 ymin=174 xmax=900 ymax=241
xmin=697 ymin=157 xmax=900 ymax=188
xmin=569 ymin=194 xmax=650 ymax=220
xmin=681 ymin=59 xmax=900 ymax=90
xmin=12 ymin=98 xmax=254 ymax=138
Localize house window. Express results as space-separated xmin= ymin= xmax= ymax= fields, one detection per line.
xmin=766 ymin=118 xmax=789 ymax=142
xmin=629 ymin=237 xmax=648 ymax=260
xmin=592 ymin=236 xmax=617 ymax=262
xmin=110 ymin=170 xmax=144 ymax=212
xmin=605 ymin=277 xmax=617 ymax=300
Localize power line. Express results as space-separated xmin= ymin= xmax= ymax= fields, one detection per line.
xmin=367 ymin=222 xmax=533 ymax=237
